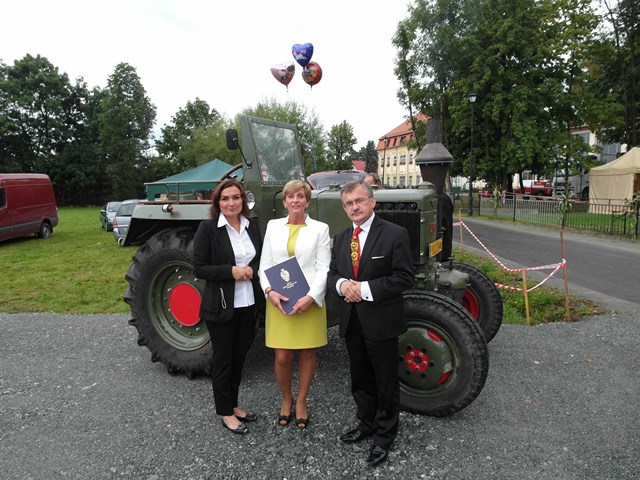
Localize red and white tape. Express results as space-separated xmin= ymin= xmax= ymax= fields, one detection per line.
xmin=454 ymin=220 xmax=566 ymax=293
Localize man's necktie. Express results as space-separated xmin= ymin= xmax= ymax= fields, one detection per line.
xmin=351 ymin=226 xmax=363 ymax=278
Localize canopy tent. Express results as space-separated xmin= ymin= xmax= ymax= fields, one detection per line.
xmin=588 ymin=147 xmax=640 ymax=211
xmin=145 ymin=159 xmax=241 ymax=200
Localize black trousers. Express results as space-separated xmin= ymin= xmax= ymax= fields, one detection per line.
xmin=345 ymin=309 xmax=400 ymax=450
xmin=204 ymin=305 xmax=256 ymax=416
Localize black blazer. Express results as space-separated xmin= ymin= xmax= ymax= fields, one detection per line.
xmin=192 ymin=216 xmax=264 ymax=323
xmin=328 ymin=215 xmax=414 ymax=341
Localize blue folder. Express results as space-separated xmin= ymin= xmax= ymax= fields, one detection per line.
xmin=264 ymin=256 xmax=310 ymax=315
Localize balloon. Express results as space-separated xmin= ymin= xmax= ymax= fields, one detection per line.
xmin=302 ymin=61 xmax=322 ymax=87
xmin=292 ymin=43 xmax=314 ymax=68
xmin=270 ymin=62 xmax=295 ymax=88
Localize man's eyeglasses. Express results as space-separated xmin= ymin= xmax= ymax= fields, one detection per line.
xmin=343 ymin=196 xmax=372 ymax=209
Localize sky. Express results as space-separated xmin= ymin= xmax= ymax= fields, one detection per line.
xmin=2 ymin=0 xmax=413 ymax=150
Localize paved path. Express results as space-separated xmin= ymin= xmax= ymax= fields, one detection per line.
xmin=454 ymin=217 xmax=640 ymax=311
xmin=1 ymin=312 xmax=639 ymax=479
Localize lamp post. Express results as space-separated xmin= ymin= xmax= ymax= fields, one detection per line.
xmin=381 ymin=137 xmax=389 ymax=186
xmin=468 ymin=93 xmax=477 ymax=216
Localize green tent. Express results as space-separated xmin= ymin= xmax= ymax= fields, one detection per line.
xmin=145 ymin=159 xmax=241 ymax=200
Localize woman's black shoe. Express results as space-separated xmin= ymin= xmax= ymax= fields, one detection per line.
xmin=295 ymin=417 xmax=309 ymax=430
xmin=235 ymin=412 xmax=257 ymax=422
xmin=221 ymin=419 xmax=249 ymax=435
xmin=277 ymin=411 xmax=292 ymax=426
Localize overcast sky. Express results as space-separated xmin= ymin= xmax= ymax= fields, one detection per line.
xmin=2 ymin=0 xmax=412 ymax=149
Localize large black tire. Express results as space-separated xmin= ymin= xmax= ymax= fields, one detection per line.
xmin=451 ymin=262 xmax=503 ymax=342
xmin=399 ymin=291 xmax=489 ymax=417
xmin=124 ymin=227 xmax=212 ymax=377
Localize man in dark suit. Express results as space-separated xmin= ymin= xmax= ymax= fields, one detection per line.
xmin=328 ymin=180 xmax=414 ymax=467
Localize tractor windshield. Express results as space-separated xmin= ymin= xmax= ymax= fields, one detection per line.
xmin=249 ymin=120 xmax=305 ymax=185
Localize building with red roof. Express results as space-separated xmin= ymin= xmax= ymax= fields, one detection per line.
xmin=376 ymin=114 xmax=428 ymax=187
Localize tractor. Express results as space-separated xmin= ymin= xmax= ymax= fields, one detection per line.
xmin=122 ymin=115 xmax=502 ymax=416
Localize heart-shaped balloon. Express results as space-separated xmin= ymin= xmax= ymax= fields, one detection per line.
xmin=292 ymin=43 xmax=314 ymax=68
xmin=302 ymin=61 xmax=322 ymax=88
xmin=270 ymin=62 xmax=295 ymax=88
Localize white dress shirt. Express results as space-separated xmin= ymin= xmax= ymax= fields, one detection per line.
xmin=218 ymin=214 xmax=256 ymax=307
xmin=336 ymin=213 xmax=375 ymax=301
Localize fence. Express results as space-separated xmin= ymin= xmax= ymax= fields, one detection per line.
xmin=456 ymin=194 xmax=640 ymax=239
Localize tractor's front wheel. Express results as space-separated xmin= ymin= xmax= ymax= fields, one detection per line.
xmin=124 ymin=228 xmax=211 ymax=377
xmin=399 ymin=291 xmax=488 ymax=417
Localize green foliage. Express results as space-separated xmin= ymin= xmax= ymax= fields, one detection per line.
xmin=326 ymin=120 xmax=357 ymax=170
xmin=98 ymin=63 xmax=156 ymax=200
xmin=585 ymin=0 xmax=640 ymax=147
xmin=359 ymin=140 xmax=379 ymax=173
xmin=155 ymin=98 xmax=232 ymax=173
xmin=0 ymin=54 xmax=77 ymax=172
xmin=396 ymin=0 xmax=625 ymax=191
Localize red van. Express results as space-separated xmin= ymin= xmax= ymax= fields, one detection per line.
xmin=0 ymin=173 xmax=59 ymax=242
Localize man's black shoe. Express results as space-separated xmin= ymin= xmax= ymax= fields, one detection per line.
xmin=340 ymin=428 xmax=370 ymax=443
xmin=367 ymin=445 xmax=388 ymax=467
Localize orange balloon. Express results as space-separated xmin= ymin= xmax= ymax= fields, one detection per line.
xmin=302 ymin=61 xmax=322 ymax=87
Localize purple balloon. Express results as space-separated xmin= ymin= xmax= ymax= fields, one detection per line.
xmin=292 ymin=43 xmax=314 ymax=68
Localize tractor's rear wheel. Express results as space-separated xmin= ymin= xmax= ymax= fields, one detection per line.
xmin=452 ymin=262 xmax=503 ymax=342
xmin=124 ymin=227 xmax=211 ymax=377
xmin=399 ymin=291 xmax=488 ymax=417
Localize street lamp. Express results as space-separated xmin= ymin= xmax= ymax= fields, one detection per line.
xmin=468 ymin=93 xmax=477 ymax=216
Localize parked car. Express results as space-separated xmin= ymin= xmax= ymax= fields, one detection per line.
xmin=306 ymin=170 xmax=366 ymax=191
xmin=100 ymin=201 xmax=122 ymax=231
xmin=0 ymin=173 xmax=58 ymax=242
xmin=112 ymin=199 xmax=140 ymax=245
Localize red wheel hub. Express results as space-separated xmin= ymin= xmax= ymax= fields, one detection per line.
xmin=461 ymin=289 xmax=480 ymax=320
xmin=168 ymin=283 xmax=202 ymax=327
xmin=404 ymin=348 xmax=429 ymax=373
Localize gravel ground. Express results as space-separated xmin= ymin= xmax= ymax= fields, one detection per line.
xmin=1 ymin=311 xmax=639 ymax=480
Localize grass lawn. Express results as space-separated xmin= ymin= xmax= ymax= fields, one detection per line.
xmin=1 ymin=207 xmax=135 ymax=314
xmin=1 ymin=207 xmax=602 ymax=325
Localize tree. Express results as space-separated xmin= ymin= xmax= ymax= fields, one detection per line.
xmin=98 ymin=63 xmax=156 ymax=200
xmin=156 ymin=98 xmax=223 ymax=172
xmin=397 ymin=0 xmax=600 ymax=191
xmin=326 ymin=120 xmax=357 ymax=170
xmin=587 ymin=0 xmax=640 ymax=147
xmin=0 ymin=54 xmax=76 ymax=173
xmin=358 ymin=140 xmax=379 ymax=173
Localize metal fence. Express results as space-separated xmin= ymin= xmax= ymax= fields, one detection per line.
xmin=456 ymin=194 xmax=640 ymax=239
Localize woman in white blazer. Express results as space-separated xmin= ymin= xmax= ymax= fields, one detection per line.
xmin=259 ymin=180 xmax=331 ymax=429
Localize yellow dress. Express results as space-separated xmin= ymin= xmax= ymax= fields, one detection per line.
xmin=265 ymin=224 xmax=328 ymax=349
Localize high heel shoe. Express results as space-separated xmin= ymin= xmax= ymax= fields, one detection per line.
xmin=221 ymin=418 xmax=248 ymax=435
xmin=277 ymin=411 xmax=292 ymax=426
xmin=235 ymin=412 xmax=257 ymax=422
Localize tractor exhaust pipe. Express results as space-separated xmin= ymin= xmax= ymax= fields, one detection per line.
xmin=415 ymin=118 xmax=454 ymax=261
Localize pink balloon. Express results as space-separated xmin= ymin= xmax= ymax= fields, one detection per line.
xmin=270 ymin=62 xmax=295 ymax=88
xmin=302 ymin=61 xmax=322 ymax=88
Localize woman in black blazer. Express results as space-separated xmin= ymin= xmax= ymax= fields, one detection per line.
xmin=193 ymin=179 xmax=264 ymax=435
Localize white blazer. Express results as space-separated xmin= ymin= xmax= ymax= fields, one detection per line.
xmin=259 ymin=215 xmax=331 ymax=306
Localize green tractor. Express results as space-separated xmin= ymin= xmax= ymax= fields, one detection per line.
xmin=123 ymin=115 xmax=502 ymax=417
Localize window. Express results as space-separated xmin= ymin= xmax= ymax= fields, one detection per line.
xmin=400 ymin=154 xmax=406 ymax=165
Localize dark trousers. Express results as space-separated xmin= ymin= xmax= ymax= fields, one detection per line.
xmin=345 ymin=309 xmax=400 ymax=450
xmin=204 ymin=306 xmax=255 ymax=416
